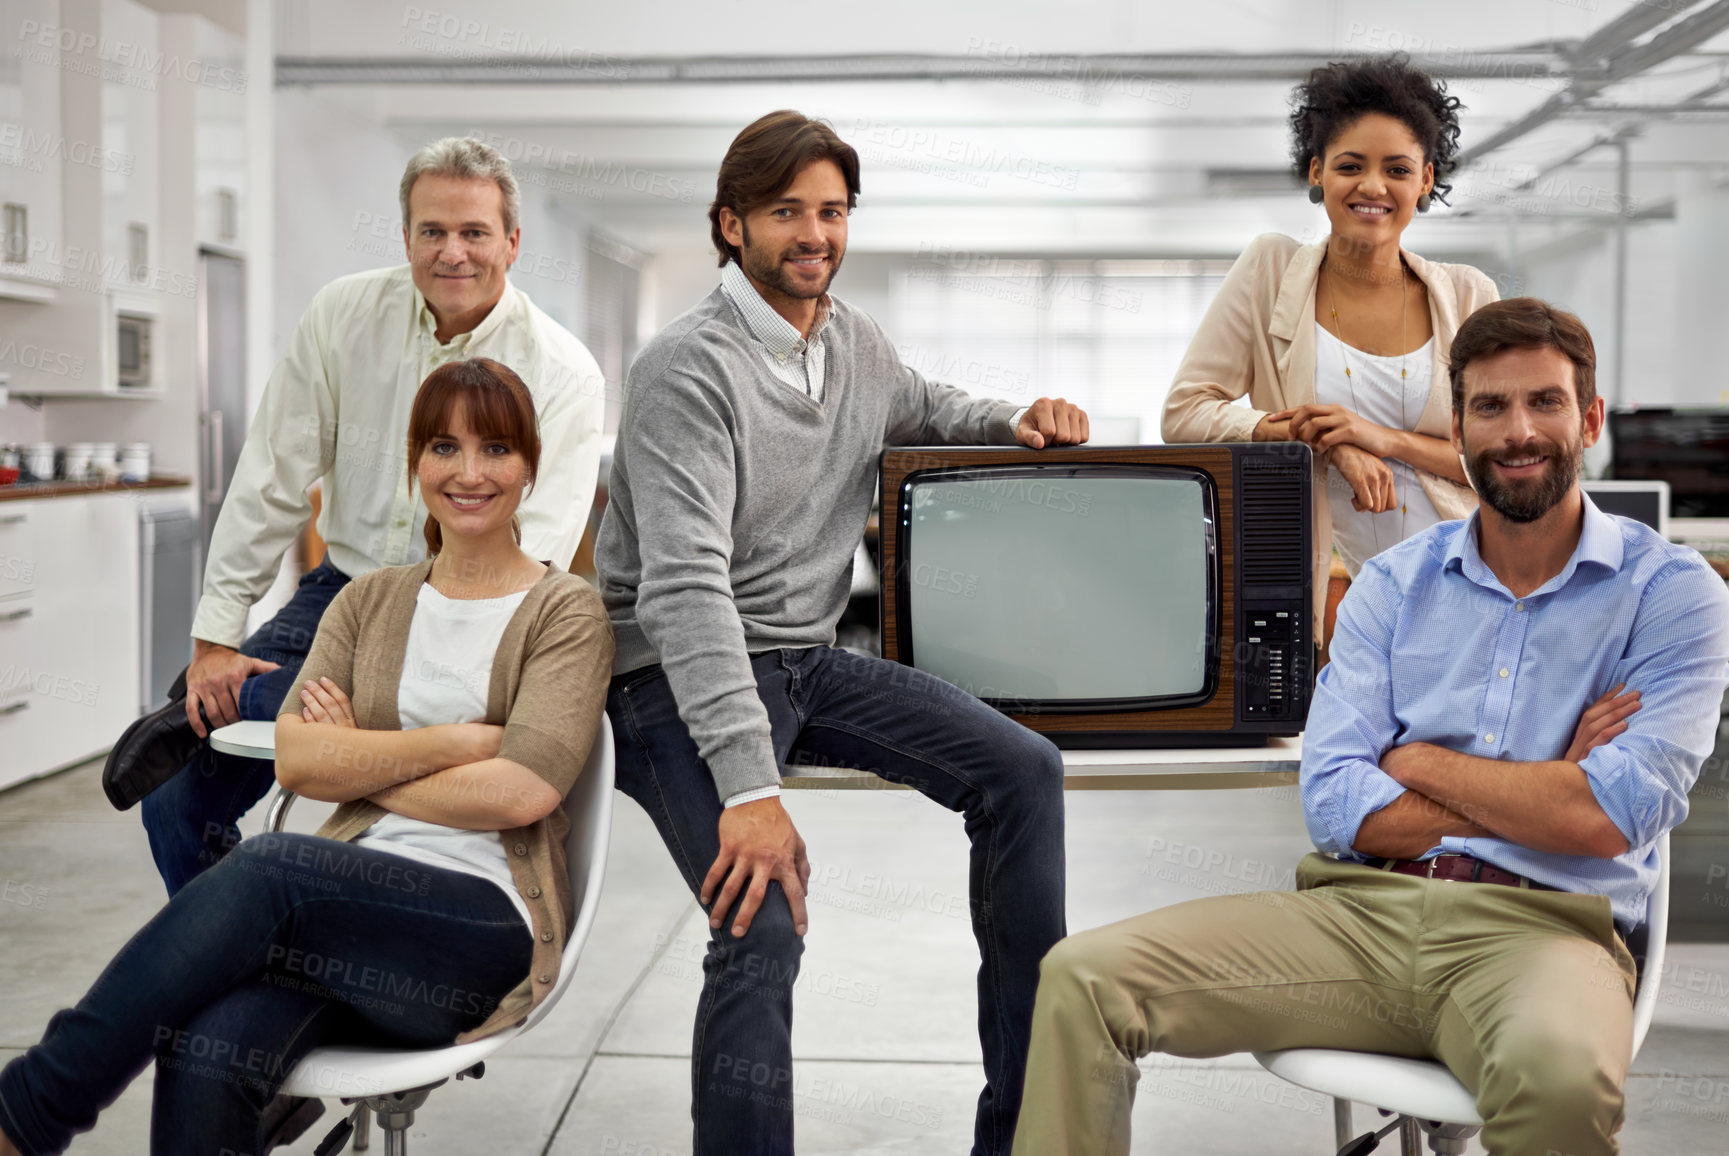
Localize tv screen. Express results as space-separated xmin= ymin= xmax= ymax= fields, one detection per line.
xmin=899 ymin=466 xmax=1217 ymax=709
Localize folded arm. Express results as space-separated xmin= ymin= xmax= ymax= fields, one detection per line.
xmin=273 ymin=713 xmax=499 ymax=803
xmin=1352 ymin=788 xmax=1493 ymax=860
xmin=1376 ymin=742 xmax=1628 ymax=859
xmin=1281 ymin=405 xmax=1469 ymax=486
xmin=373 ymin=600 xmax=614 ymax=830
xmin=365 ymin=757 xmax=561 ymax=830
xmin=1357 ymin=684 xmax=1641 ymax=858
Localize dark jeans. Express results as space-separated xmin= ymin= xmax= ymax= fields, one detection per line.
xmin=608 ymin=646 xmax=1067 ymax=1156
xmin=0 ymin=833 xmax=531 ymax=1156
xmin=142 ymin=560 xmax=351 ymax=895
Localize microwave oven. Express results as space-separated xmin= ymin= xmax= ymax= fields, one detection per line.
xmin=117 ymin=313 xmax=152 ymax=389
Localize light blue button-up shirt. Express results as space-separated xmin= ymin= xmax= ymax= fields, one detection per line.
xmin=1302 ymin=495 xmax=1729 ymax=928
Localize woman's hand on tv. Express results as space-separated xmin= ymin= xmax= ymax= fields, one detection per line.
xmin=1253 ymin=412 xmax=1295 ymax=442
xmin=1280 ymin=404 xmax=1398 ymax=459
xmin=1331 ymin=444 xmax=1397 ymax=513
xmin=1016 ymin=398 xmax=1089 ymax=449
xmin=299 ymin=677 xmax=356 ymax=728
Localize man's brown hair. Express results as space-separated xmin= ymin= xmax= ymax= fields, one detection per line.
xmin=708 ymin=111 xmax=860 ymax=267
xmin=1448 ymin=297 xmax=1597 ymax=418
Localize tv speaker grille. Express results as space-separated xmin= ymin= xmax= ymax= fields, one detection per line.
xmin=1239 ymin=459 xmax=1305 ymax=587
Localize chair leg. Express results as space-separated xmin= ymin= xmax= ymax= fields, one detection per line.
xmin=359 ymin=1086 xmax=437 ymax=1156
xmin=1332 ymin=1098 xmax=1352 ymax=1148
xmin=351 ymin=1105 xmax=370 ymax=1151
xmin=1398 ymin=1117 xmax=1421 ymax=1156
xmin=1416 ymin=1120 xmax=1479 ymax=1155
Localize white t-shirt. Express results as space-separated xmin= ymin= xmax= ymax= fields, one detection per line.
xmin=1313 ymin=322 xmax=1445 ymax=577
xmin=352 ymin=581 xmax=533 ymax=930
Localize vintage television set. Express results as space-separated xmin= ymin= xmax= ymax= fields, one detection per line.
xmin=878 ymin=443 xmax=1314 ymax=748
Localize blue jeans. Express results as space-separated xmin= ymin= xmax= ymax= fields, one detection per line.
xmin=142 ymin=560 xmax=351 ymax=895
xmin=0 ymin=833 xmax=531 ymax=1156
xmin=608 ymin=646 xmax=1067 ymax=1156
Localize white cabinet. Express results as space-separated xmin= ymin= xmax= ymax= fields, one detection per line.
xmin=99 ymin=0 xmax=159 ymax=289
xmin=0 ymin=0 xmax=65 ymax=302
xmin=191 ymin=19 xmax=245 ymax=252
xmin=0 ymin=493 xmax=141 ymax=791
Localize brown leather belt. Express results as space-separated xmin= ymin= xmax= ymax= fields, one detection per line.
xmin=1364 ymin=853 xmax=1559 ymax=891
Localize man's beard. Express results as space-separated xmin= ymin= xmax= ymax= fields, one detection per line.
xmin=1465 ymin=435 xmax=1583 ymax=523
xmin=739 ymin=223 xmax=840 ymax=301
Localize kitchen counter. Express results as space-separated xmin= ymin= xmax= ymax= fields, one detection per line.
xmin=0 ymin=475 xmax=192 ymax=502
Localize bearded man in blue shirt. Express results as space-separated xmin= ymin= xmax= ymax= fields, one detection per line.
xmin=1011 ymin=297 xmax=1729 ymax=1156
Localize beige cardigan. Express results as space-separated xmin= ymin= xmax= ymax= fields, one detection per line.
xmin=277 ymin=559 xmax=613 ymax=1043
xmin=1163 ymin=233 xmax=1498 ymax=623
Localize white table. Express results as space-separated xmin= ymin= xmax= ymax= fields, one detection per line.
xmin=783 ymin=735 xmax=1301 ymax=792
xmin=214 ymin=721 xmax=1301 ymax=792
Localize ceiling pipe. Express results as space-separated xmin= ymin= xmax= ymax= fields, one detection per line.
xmin=276 ymin=49 xmax=1565 ymax=87
xmin=1456 ymin=0 xmax=1729 ymax=168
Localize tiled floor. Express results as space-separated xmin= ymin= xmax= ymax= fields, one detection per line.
xmin=3 ymin=758 xmax=1727 ymax=1154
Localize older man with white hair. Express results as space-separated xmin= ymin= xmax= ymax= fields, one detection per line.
xmin=105 ymin=137 xmax=606 ymax=894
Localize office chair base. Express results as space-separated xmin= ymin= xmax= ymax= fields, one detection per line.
xmin=1332 ymin=1101 xmax=1478 ymax=1156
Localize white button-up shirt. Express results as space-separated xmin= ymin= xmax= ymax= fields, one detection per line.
xmin=193 ymin=264 xmax=606 ymax=648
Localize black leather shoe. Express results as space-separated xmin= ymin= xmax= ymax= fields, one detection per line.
xmin=101 ymin=667 xmax=211 ymax=812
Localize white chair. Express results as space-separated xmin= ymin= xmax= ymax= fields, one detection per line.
xmin=209 ymin=720 xmax=615 ymax=1155
xmin=1251 ymin=834 xmax=1669 ymax=1156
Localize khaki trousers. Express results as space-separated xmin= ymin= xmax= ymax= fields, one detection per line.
xmin=1012 ymin=855 xmax=1637 ymax=1156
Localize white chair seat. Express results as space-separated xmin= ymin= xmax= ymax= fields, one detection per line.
xmin=1252 ymin=1048 xmax=1481 ymax=1125
xmin=207 ymin=719 xmax=278 ymax=761
xmin=279 ymin=1038 xmax=505 ymax=1101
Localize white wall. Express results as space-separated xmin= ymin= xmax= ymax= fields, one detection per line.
xmin=271 ymin=87 xmax=416 ymax=357
xmin=1495 ymin=219 xmax=1683 ymax=478
xmin=1674 ymin=174 xmax=1729 ymax=409
xmin=1515 ymin=225 xmax=1678 ymax=408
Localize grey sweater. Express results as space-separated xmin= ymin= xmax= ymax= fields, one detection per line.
xmin=596 ymin=284 xmax=1018 ymax=801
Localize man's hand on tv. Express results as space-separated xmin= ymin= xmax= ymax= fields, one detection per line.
xmin=1330 ymin=444 xmax=1397 ymax=513
xmin=185 ymin=639 xmax=282 ymax=738
xmin=702 ymin=796 xmax=811 ymax=939
xmin=1016 ymin=398 xmax=1090 ymax=449
xmin=1564 ymin=684 xmax=1641 ymax=765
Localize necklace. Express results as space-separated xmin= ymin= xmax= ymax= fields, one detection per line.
xmin=1323 ymin=257 xmax=1411 ymax=556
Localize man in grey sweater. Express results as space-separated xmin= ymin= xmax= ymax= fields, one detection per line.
xmin=596 ymin=110 xmax=1088 ymax=1156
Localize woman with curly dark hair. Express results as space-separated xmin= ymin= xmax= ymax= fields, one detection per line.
xmin=1164 ymin=55 xmax=1498 ymax=633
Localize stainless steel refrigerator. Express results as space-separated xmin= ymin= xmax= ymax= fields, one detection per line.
xmin=198 ymin=249 xmax=247 ymax=557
